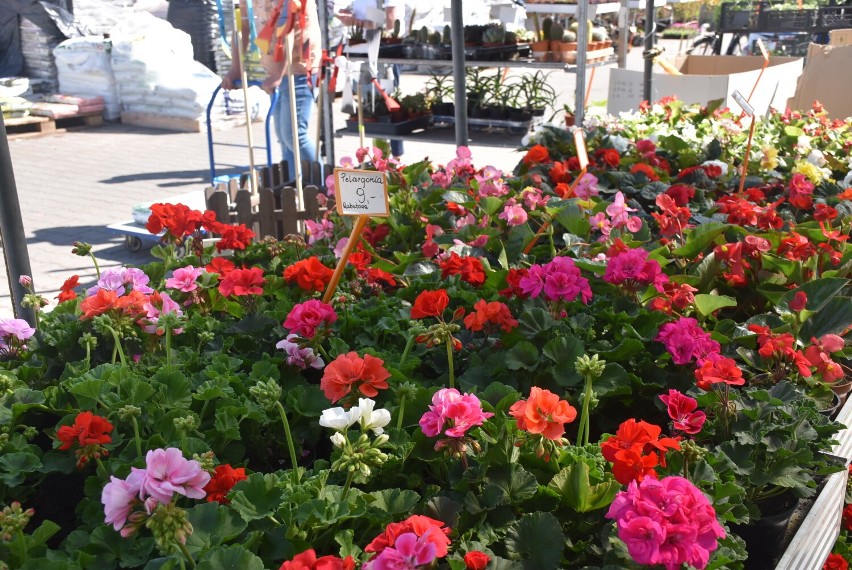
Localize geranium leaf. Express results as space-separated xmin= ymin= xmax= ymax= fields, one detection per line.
xmin=549 ymin=463 xmax=620 ymax=513
xmin=185 ymin=502 xmax=248 ymax=553
xmin=481 ymin=464 xmax=538 ymax=508
xmin=196 ymin=545 xmax=264 ymax=570
xmin=505 ymin=511 xmax=565 ymax=569
xmin=504 ymin=341 xmax=539 ymax=371
xmin=424 ymin=495 xmax=463 ymax=530
xmin=694 ymin=294 xmax=737 ymax=317
xmin=0 ymin=452 xmax=42 ymax=486
xmin=368 ymin=488 xmax=420 ymax=514
xmin=228 ymin=473 xmax=284 ymax=522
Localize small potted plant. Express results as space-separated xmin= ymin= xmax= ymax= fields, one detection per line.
xmin=425 ymin=71 xmax=454 ymax=116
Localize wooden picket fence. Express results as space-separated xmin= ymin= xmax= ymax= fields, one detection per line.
xmin=205 ymin=160 xmax=335 ymax=240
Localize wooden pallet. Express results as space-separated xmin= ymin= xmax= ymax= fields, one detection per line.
xmin=121 ymin=111 xmax=259 ymax=133
xmin=4 ymin=111 xmax=104 ymax=139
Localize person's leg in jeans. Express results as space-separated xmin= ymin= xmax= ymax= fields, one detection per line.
xmin=274 ymin=74 xmax=317 ymax=180
xmin=390 ymin=64 xmax=404 ymax=159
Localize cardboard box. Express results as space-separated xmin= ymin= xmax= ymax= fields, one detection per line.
xmin=829 ymin=29 xmax=852 ymax=46
xmin=788 ymin=43 xmax=852 ymax=120
xmin=607 ymin=55 xmax=803 ymax=116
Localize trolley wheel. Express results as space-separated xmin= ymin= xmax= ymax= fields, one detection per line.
xmin=125 ymin=235 xmax=143 ymax=252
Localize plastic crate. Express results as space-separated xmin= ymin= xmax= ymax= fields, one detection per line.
xmin=719 ymin=2 xmax=760 ymax=31
xmin=758 ymin=5 xmax=818 ymax=31
xmin=818 ymin=5 xmax=852 ymax=30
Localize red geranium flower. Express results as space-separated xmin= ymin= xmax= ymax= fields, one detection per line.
xmin=57 ymin=275 xmax=80 ymax=303
xmin=279 ymin=549 xmax=355 ymax=570
xmin=215 ymin=224 xmax=255 ymax=251
xmin=218 ymin=267 xmax=266 ymax=297
xmin=146 ymin=203 xmax=206 ymax=240
xmin=203 ymin=464 xmax=248 ymax=504
xmin=320 ymin=352 xmax=390 ymax=403
xmin=439 ymin=252 xmax=486 ymax=287
xmin=57 ymin=411 xmax=114 ymax=467
xmin=824 ymin=553 xmax=849 ymax=570
xmin=80 ymin=289 xmax=118 ymax=320
xmin=463 ymin=299 xmax=518 ymax=333
xmin=411 ymin=289 xmax=449 ymax=319
xmin=600 ymin=418 xmax=681 ymax=485
xmin=362 ymin=223 xmax=390 ymax=247
xmin=695 ymin=354 xmax=745 ymax=390
xmin=464 ymin=551 xmax=491 ymax=570
xmin=365 ymin=515 xmax=452 ymax=559
xmin=284 ymin=257 xmax=334 ymax=292
xmin=206 ymin=257 xmax=235 ymax=277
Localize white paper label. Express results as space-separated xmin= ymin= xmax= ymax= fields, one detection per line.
xmin=756 ymin=38 xmax=769 ymax=62
xmin=334 ymin=168 xmax=389 ymax=216
xmin=732 ymin=90 xmax=754 ymax=116
xmin=574 ymin=130 xmax=589 ymax=170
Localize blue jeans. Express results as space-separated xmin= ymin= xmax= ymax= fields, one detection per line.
xmin=273 ymin=74 xmax=316 ymax=180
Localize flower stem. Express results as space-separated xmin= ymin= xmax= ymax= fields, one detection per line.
xmin=317 ymin=343 xmax=331 ymax=363
xmin=105 ymin=326 xmax=127 ymax=367
xmin=576 ymin=373 xmax=593 ymax=447
xmin=275 ymin=401 xmax=301 ymax=484
xmin=177 ymin=541 xmax=196 ymax=569
xmin=445 ymin=337 xmax=455 ymax=390
xmin=396 ymin=395 xmax=406 ymax=431
xmin=340 ymin=470 xmax=355 ymax=503
xmin=15 ymin=529 xmax=27 ymax=564
xmin=399 ymin=331 xmax=416 ymax=366
xmin=89 ymin=252 xmax=101 ymax=279
xmin=131 ymin=416 xmax=143 ymax=459
xmin=95 ymin=457 xmax=109 ymax=479
xmin=165 ymin=327 xmax=173 ymax=369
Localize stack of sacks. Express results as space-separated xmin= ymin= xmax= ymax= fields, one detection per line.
xmin=53 ymin=36 xmax=120 ymax=119
xmin=20 ymin=17 xmax=62 ymax=94
xmin=0 ymin=96 xmax=32 ymax=119
xmin=110 ymin=12 xmax=267 ymax=127
xmin=72 ymin=0 xmax=134 ymax=36
xmin=30 ymin=94 xmax=105 ymax=118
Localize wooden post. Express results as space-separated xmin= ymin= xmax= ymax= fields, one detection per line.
xmin=234 ymin=6 xmax=258 ymax=196
xmin=322 ymin=215 xmax=368 ymax=303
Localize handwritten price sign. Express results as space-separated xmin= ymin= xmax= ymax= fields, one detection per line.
xmin=334 ymin=168 xmax=390 ymax=217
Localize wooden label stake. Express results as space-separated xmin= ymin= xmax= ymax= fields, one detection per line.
xmin=732 ymin=90 xmax=758 ymax=194
xmin=322 ymin=168 xmax=390 ymax=303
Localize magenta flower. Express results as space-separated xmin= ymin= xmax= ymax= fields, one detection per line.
xmin=141 ymin=292 xmax=184 ymax=335
xmin=101 ymin=475 xmax=140 ymax=531
xmin=419 ymin=388 xmax=494 ymax=439
xmin=165 ymin=266 xmax=203 ymax=292
xmin=607 ymin=476 xmax=725 ymax=570
xmin=131 ymin=448 xmax=210 ymax=504
xmin=522 ymin=187 xmax=549 ymax=210
xmin=276 ymin=334 xmax=325 ymax=369
xmin=366 ymin=532 xmax=438 ymax=570
xmin=604 ymin=248 xmax=669 ymax=293
xmin=656 ymin=318 xmax=720 ymax=366
xmin=498 ymin=201 xmax=528 ymax=226
xmin=574 ymin=172 xmax=599 ymax=199
xmin=283 ymin=300 xmax=338 ymax=339
xmin=659 ymin=389 xmax=706 ymax=435
xmin=305 ymin=219 xmax=335 ymax=245
xmin=520 ymin=257 xmax=592 ymax=305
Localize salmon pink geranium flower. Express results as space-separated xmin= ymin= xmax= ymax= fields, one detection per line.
xmin=320 ymin=352 xmax=390 ymax=403
xmin=509 ymin=387 xmax=577 ymax=440
xmin=218 ymin=267 xmax=266 ymax=297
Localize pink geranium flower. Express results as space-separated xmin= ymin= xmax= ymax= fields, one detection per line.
xmin=305 ymin=219 xmax=335 ymax=245
xmin=130 ymin=448 xmax=211 ymax=504
xmin=165 ymin=266 xmax=203 ymax=292
xmin=364 ymin=532 xmax=437 ymax=570
xmin=101 ymin=475 xmax=140 ymax=531
xmin=419 ymin=388 xmax=493 ymax=439
xmin=606 ymin=192 xmax=643 ymax=233
xmin=498 ymin=200 xmax=528 ymax=226
xmin=276 ymin=334 xmax=325 ymax=370
xmin=283 ymin=300 xmax=338 ymax=339
xmin=519 ymin=256 xmax=592 ymax=305
xmin=140 ymin=292 xmax=184 ymax=335
xmin=604 ymin=248 xmax=669 ymax=292
xmin=656 ymin=318 xmax=720 ymax=366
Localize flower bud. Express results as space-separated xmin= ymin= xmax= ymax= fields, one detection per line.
xmin=575 ymin=354 xmax=607 ymax=379
xmin=18 ymin=275 xmax=32 ymax=288
xmin=71 ymin=242 xmax=92 ymax=256
xmin=117 ymin=405 xmax=142 ymax=421
xmin=249 ymin=378 xmax=282 ymax=411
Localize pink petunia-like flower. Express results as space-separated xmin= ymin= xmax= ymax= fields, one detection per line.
xmin=606 ymin=191 xmax=643 ymax=233
xmin=498 ymin=200 xmax=528 ymax=226
xmin=574 ymin=172 xmax=599 ymax=199
xmin=659 ymin=389 xmax=706 ymax=435
xmin=305 ymin=219 xmax=335 ymax=245
xmin=140 ymin=292 xmax=184 ymax=335
xmin=130 ymin=448 xmax=211 ymax=504
xmin=165 ymin=265 xmax=203 ymax=292
xmin=604 ymin=248 xmax=669 ymax=293
xmin=283 ymin=300 xmax=338 ymax=339
xmin=419 ymin=388 xmax=494 ymax=439
xmin=101 ymin=475 xmax=140 ymax=531
xmin=519 ymin=256 xmax=592 ymax=305
xmin=656 ymin=318 xmax=720 ymax=366
xmin=364 ymin=532 xmax=438 ymax=570
xmin=276 ymin=334 xmax=325 ymax=370
xmin=607 ymin=476 xmax=725 ymax=570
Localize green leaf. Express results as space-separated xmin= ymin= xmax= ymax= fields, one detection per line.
xmin=504 ymin=341 xmax=540 ymax=371
xmin=368 ymin=488 xmax=421 ymax=514
xmin=184 ymin=502 xmax=248 ymax=553
xmin=0 ymin=452 xmax=42 ymax=486
xmin=801 ymin=296 xmax=852 ymax=339
xmin=784 ymin=125 xmax=805 ymax=137
xmin=229 ymin=473 xmax=284 ymax=521
xmin=778 ymin=278 xmax=849 ymax=313
xmin=548 ymin=463 xmax=621 ymax=513
xmin=674 ymin=222 xmax=732 ymax=259
xmin=481 ymin=464 xmax=538 ymax=508
xmin=505 ymin=512 xmax=566 ymax=570
xmin=694 ymin=294 xmax=738 ymax=317
xmin=443 ymin=190 xmax=473 ymax=205
xmin=68 ymin=379 xmax=104 ymax=403
xmin=196 ymin=545 xmax=264 ymax=570
xmin=481 ymin=196 xmax=504 ymax=216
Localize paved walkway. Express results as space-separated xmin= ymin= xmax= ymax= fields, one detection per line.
xmin=1 ymin=41 xmax=679 ymax=318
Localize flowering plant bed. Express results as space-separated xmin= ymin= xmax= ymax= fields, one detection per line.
xmin=1 ymin=100 xmax=852 ymax=569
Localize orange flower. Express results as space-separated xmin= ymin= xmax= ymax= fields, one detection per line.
xmin=522 ymin=144 xmax=551 ymax=165
xmin=80 ymin=289 xmax=118 ymax=320
xmin=509 ymin=387 xmax=577 ymax=440
xmin=463 ymin=299 xmax=518 ymax=333
xmin=320 ymin=352 xmax=390 ymax=403
xmin=411 ymin=289 xmax=449 ymax=319
xmin=115 ymin=290 xmax=149 ymax=317
xmin=284 ymin=256 xmax=334 ymax=292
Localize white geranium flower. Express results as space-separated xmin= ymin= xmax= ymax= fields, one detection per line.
xmin=319 ymin=406 xmax=359 ymax=431
xmin=355 ymin=398 xmax=391 ymax=435
xmin=329 ymin=432 xmax=346 ymax=448
xmin=842 ymin=170 xmax=852 ymax=189
xmin=807 ymin=149 xmax=827 ymax=167
xmin=609 ymin=135 xmax=630 ymax=153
